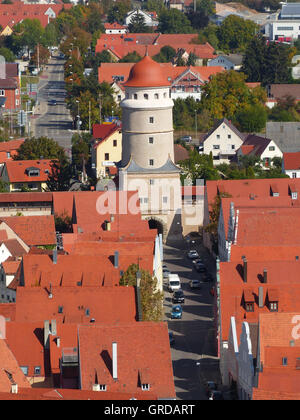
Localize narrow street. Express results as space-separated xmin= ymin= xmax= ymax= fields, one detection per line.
xmin=31 ymin=52 xmax=73 ymax=158
xmin=163 ymin=237 xmax=221 ymax=400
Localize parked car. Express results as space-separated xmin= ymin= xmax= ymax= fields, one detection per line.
xmin=192 ymin=258 xmax=203 ymax=265
xmin=208 ymin=390 xmax=224 ymax=400
xmin=205 ymin=381 xmax=218 ymax=395
xmin=181 ymin=135 xmax=192 ymax=143
xmin=50 ymin=99 xmax=57 ymax=106
xmin=189 ymin=279 xmax=201 ymax=289
xmin=172 ymin=289 xmax=185 ymax=304
xmin=171 ymin=304 xmax=182 ymax=319
xmin=187 ymin=250 xmax=199 ymax=259
xmin=163 ymin=267 xmax=171 ymax=279
xmin=168 ymin=274 xmax=181 ymax=292
xmin=169 ymin=331 xmax=175 ymax=345
xmin=194 ymin=262 xmax=206 ymax=273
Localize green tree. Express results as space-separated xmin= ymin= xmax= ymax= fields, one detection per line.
xmin=128 ymin=11 xmax=148 ymax=33
xmin=186 ymin=0 xmax=215 ymax=30
xmin=235 ymin=103 xmax=268 ymax=132
xmin=157 ymin=8 xmax=194 ymax=33
xmin=12 ymin=19 xmax=44 ymax=55
xmin=13 ymin=137 xmax=66 ymax=161
xmin=47 ymin=157 xmax=73 ymax=191
xmin=119 ymin=51 xmax=142 ymax=63
xmin=179 ymin=149 xmax=221 ymax=184
xmin=242 ymin=34 xmax=293 ymax=86
xmin=55 ymin=211 xmax=72 ymax=233
xmin=153 ymin=45 xmax=176 ymax=63
xmin=144 ymin=0 xmax=166 ymax=15
xmin=0 ymin=47 xmax=15 ymax=62
xmin=120 ymin=264 xmax=164 ymax=322
xmin=199 ymin=70 xmax=267 ymax=121
xmin=71 ymin=133 xmax=90 ymax=173
xmin=107 ymin=1 xmax=131 ymax=23
xmin=217 ymin=15 xmax=259 ymax=52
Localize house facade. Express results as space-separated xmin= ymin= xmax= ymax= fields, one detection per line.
xmin=125 ymin=9 xmax=158 ymax=27
xmin=237 ymin=134 xmax=283 ymax=168
xmin=282 ymin=152 xmax=300 ymax=178
xmin=199 ymin=118 xmax=245 ymax=164
xmin=91 ymin=122 xmax=122 ymax=179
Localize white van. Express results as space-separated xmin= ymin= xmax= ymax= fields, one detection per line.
xmin=168 ymin=274 xmax=181 ymax=292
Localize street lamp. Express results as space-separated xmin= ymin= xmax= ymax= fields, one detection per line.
xmin=76 ymin=100 xmax=80 ymax=132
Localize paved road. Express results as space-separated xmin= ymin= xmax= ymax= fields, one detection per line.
xmin=31 ymin=53 xmax=73 ymax=158
xmin=163 ymin=238 xmax=221 ymax=400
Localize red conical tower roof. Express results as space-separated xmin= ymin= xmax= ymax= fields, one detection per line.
xmin=124 ymin=55 xmax=170 ymax=88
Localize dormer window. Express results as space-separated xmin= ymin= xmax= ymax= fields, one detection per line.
xmin=243 ymin=290 xmax=254 ymax=312
xmin=245 ymin=302 xmax=254 ymax=312
xmin=26 ymin=167 xmax=40 ymax=177
xmin=141 ymin=383 xmax=150 ymax=391
xmin=282 ymin=357 xmax=288 ymax=366
xmin=99 ymin=384 xmax=107 ymax=391
xmin=269 ymin=301 xmax=278 ymax=312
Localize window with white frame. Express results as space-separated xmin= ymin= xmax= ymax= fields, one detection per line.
xmin=0 ymin=90 xmax=4 ymax=96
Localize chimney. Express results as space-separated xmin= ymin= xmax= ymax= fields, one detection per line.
xmin=112 ymin=342 xmax=118 ymax=381
xmin=53 ymin=249 xmax=57 ymax=264
xmin=110 ymin=214 xmax=115 ymax=223
xmin=263 ymin=269 xmax=267 ymax=284
xmin=56 ymin=337 xmax=60 ymax=348
xmin=11 ymin=383 xmax=18 ymax=394
xmin=242 ymin=257 xmax=247 ymax=283
xmin=114 ymin=251 xmax=119 ymax=269
xmin=136 ymin=271 xmax=143 ymax=322
xmin=44 ymin=320 xmax=50 ymax=349
xmin=49 ymin=283 xmax=53 ymax=299
xmin=93 ymin=384 xmax=100 ymax=391
xmin=51 ymin=319 xmax=57 ymax=336
xmin=258 ymin=287 xmax=264 ymax=308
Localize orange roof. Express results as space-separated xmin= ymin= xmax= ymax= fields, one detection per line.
xmin=5 ymin=321 xmax=47 ymax=378
xmin=0 ymin=139 xmax=24 ymax=153
xmin=219 ymin=260 xmax=300 ymax=341
xmin=124 ymin=55 xmax=171 ymax=87
xmin=0 ymin=192 xmax=53 ymax=204
xmin=2 ymin=159 xmax=53 ymax=183
xmin=0 ymin=303 xmax=15 ymax=321
xmin=78 ymin=323 xmax=176 ymax=398
xmin=230 ymin=245 xmax=300 ymax=262
xmin=283 ymin=152 xmax=300 ymax=170
xmin=19 ymin=253 xmax=121 ymax=288
xmin=0 ymin=215 xmax=56 ymax=246
xmin=14 ymin=286 xmax=137 ymax=324
xmin=0 ymin=339 xmax=31 ymax=392
xmin=92 ymin=122 xmax=121 ymax=144
xmin=0 ymin=387 xmax=157 ymax=400
xmin=104 ymin=22 xmax=127 ymax=30
xmin=2 ymin=260 xmax=20 ymax=275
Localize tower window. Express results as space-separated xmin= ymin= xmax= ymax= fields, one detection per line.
xmin=149 ymin=117 xmax=154 ymax=123
xmin=149 ymin=159 xmax=154 ymax=166
xmin=150 ymin=179 xmax=154 ymax=185
xmin=149 ymin=137 xmax=154 ymax=144
xmin=113 ymin=140 xmax=117 ymax=147
xmin=144 ymin=93 xmax=149 ymax=100
xmin=134 ymin=94 xmax=138 ymax=100
xmin=105 ymin=153 xmax=109 ymax=160
xmin=154 ymin=93 xmax=159 ymax=99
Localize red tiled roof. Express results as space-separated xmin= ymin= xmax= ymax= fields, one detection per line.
xmin=2 ymin=260 xmax=21 ymax=275
xmin=78 ymin=323 xmax=176 ymax=398
xmin=0 ymin=139 xmax=24 ymax=153
xmin=283 ymin=152 xmax=300 ymax=170
xmin=174 ymin=144 xmax=189 ymax=163
xmin=238 ymin=134 xmax=273 ymax=157
xmin=14 ymin=287 xmax=137 ymax=324
xmin=0 ymin=387 xmax=157 ymax=400
xmin=92 ymin=122 xmax=121 ymax=145
xmin=0 ymin=339 xmax=31 ymax=392
xmin=124 ymin=55 xmax=171 ymax=88
xmin=0 ymin=192 xmax=52 ymax=203
xmin=5 ymin=321 xmax=46 ymax=378
xmin=2 ymin=159 xmax=53 ymax=183
xmin=0 ymin=215 xmax=56 ymax=246
xmin=104 ymin=22 xmax=127 ymax=30
xmin=230 ymin=245 xmax=300 ymax=262
xmin=19 ymin=253 xmax=121 ymax=288
xmin=219 ymin=261 xmax=300 ymax=341
xmin=2 ymin=238 xmax=27 ymax=257
xmin=0 ymin=303 xmax=15 ymax=321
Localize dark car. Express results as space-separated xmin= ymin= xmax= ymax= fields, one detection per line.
xmin=194 ymin=262 xmax=206 ymax=273
xmin=172 ymin=289 xmax=185 ymax=304
xmin=205 ymin=381 xmax=218 ymax=395
xmin=208 ymin=390 xmax=224 ymax=400
xmin=50 ymin=99 xmax=57 ymax=106
xmin=169 ymin=331 xmax=175 ymax=345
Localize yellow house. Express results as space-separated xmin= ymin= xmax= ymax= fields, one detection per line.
xmin=1 ymin=26 xmax=13 ymax=37
xmin=91 ymin=122 xmax=122 ymax=178
xmin=0 ymin=159 xmax=53 ymax=192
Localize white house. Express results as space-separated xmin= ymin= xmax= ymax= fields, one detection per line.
xmin=208 ymin=54 xmax=243 ymax=71
xmin=282 ymin=152 xmax=300 ymax=178
xmin=263 ymin=3 xmax=300 ymax=42
xmin=125 ymin=9 xmax=158 ymax=27
xmin=199 ymin=118 xmax=246 ymax=164
xmin=104 ymin=22 xmax=128 ymax=34
xmin=237 ymin=134 xmax=283 ymax=168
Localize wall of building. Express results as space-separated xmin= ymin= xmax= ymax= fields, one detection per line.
xmin=94 ymin=130 xmax=122 ymax=178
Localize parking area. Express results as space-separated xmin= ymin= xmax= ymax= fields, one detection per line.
xmin=162 ymin=236 xmax=223 ymax=400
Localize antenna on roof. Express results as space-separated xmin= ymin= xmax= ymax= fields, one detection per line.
xmin=49 ymin=283 xmax=53 ymax=299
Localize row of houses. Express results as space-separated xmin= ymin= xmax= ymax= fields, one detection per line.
xmin=203 ymin=177 xmax=300 ymax=399
xmin=0 ymin=190 xmax=176 ymax=399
